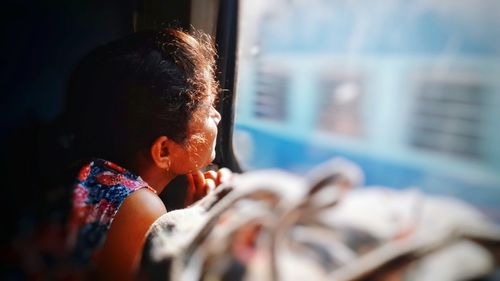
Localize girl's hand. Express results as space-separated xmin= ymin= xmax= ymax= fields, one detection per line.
xmin=184 ymin=168 xmax=232 ymax=207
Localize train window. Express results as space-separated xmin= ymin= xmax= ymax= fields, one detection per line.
xmin=316 ymin=73 xmax=365 ymax=138
xmin=408 ymin=74 xmax=487 ymax=160
xmin=253 ymin=65 xmax=289 ymax=121
xmin=232 ymin=0 xmax=500 ymax=220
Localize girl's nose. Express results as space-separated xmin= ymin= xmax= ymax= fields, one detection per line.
xmin=212 ymin=107 xmax=221 ymax=125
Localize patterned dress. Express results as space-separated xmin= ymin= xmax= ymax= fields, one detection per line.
xmin=2 ymin=158 xmax=156 ymax=280
xmin=67 ymin=158 xmax=156 ymax=264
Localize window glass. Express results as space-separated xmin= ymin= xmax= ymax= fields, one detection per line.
xmin=233 ymin=0 xmax=500 ymax=221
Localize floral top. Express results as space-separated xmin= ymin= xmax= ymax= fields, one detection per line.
xmin=67 ymin=158 xmax=155 ymax=264
xmin=3 ymin=158 xmax=156 ymax=280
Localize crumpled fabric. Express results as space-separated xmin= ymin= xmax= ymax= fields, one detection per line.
xmin=140 ymin=158 xmax=500 ymax=281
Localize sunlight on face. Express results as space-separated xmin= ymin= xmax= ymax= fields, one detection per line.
xmin=169 ymin=100 xmax=221 ymax=174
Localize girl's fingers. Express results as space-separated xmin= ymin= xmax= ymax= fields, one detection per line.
xmin=192 ymin=170 xmax=205 ymax=188
xmin=191 ymin=170 xmax=206 ymax=200
xmin=186 ymin=171 xmax=206 ymax=206
xmin=185 ymin=174 xmax=195 ymax=206
xmin=196 ymin=184 xmax=207 ymax=200
xmin=204 ymin=170 xmax=218 ymax=181
xmin=205 ymin=178 xmax=216 ymax=193
xmin=217 ymin=168 xmax=232 ymax=185
xmin=186 ymin=168 xmax=233 ymax=206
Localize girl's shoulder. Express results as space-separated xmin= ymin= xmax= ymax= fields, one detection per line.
xmin=68 ymin=158 xmax=160 ymax=263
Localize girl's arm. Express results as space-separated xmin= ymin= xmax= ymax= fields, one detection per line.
xmin=94 ymin=188 xmax=166 ymax=280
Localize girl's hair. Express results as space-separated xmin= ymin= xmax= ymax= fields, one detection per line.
xmin=64 ymin=28 xmax=218 ymax=164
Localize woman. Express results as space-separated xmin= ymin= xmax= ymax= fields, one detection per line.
xmin=55 ymin=28 xmax=227 ymax=279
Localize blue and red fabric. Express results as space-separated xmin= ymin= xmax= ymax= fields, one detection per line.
xmin=67 ymin=158 xmax=155 ymax=264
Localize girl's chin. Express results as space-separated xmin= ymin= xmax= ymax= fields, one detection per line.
xmin=199 ymin=151 xmax=216 ymax=169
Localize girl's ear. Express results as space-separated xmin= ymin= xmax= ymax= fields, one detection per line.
xmin=150 ymin=136 xmax=172 ymax=170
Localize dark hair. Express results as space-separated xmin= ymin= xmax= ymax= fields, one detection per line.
xmin=64 ymin=28 xmax=218 ymax=164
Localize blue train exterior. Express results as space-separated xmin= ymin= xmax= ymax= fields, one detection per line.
xmin=234 ymin=0 xmax=500 ymax=221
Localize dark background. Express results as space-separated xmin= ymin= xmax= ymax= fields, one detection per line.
xmin=0 ymin=0 xmax=192 ymax=243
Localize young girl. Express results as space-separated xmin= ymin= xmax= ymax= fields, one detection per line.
xmin=16 ymin=28 xmax=228 ymax=280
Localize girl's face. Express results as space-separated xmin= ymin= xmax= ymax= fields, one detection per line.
xmin=169 ymin=99 xmax=221 ymax=174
